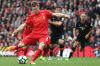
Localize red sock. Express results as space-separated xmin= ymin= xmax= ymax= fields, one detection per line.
xmin=31 ymin=49 xmax=42 ymax=62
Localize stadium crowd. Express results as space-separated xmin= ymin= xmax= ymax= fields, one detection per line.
xmin=0 ymin=0 xmax=100 ymax=56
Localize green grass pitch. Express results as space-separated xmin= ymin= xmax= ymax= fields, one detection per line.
xmin=0 ymin=57 xmax=100 ymax=66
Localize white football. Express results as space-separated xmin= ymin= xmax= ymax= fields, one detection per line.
xmin=18 ymin=56 xmax=27 ymax=64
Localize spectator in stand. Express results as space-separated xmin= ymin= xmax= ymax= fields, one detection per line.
xmin=95 ymin=14 xmax=100 ymax=27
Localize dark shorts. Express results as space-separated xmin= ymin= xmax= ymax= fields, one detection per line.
xmin=77 ymin=35 xmax=90 ymax=47
xmin=50 ymin=33 xmax=64 ymax=44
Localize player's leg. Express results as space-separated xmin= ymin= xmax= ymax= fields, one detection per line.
xmin=43 ymin=46 xmax=49 ymax=56
xmin=69 ymin=40 xmax=79 ymax=58
xmin=48 ymin=44 xmax=54 ymax=60
xmin=71 ymin=40 xmax=79 ymax=51
xmin=48 ymin=35 xmax=57 ymax=60
xmin=39 ymin=46 xmax=49 ymax=61
xmin=72 ymin=35 xmax=84 ymax=51
xmin=40 ymin=38 xmax=50 ymax=61
xmin=30 ymin=42 xmax=45 ymax=64
xmin=78 ymin=36 xmax=87 ymax=51
xmin=80 ymin=36 xmax=91 ymax=51
xmin=30 ymin=36 xmax=50 ymax=64
xmin=58 ymin=39 xmax=64 ymax=60
xmin=21 ymin=33 xmax=30 ymax=56
xmin=17 ymin=35 xmax=36 ymax=57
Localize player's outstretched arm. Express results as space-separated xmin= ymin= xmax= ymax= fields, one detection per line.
xmin=49 ymin=21 xmax=62 ymax=26
xmin=52 ymin=13 xmax=70 ymax=18
xmin=12 ymin=23 xmax=26 ymax=37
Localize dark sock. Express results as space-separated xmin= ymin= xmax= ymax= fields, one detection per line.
xmin=59 ymin=45 xmax=64 ymax=57
xmin=60 ymin=49 xmax=63 ymax=57
xmin=69 ymin=52 xmax=73 ymax=58
xmin=72 ymin=47 xmax=76 ymax=51
xmin=50 ymin=50 xmax=53 ymax=56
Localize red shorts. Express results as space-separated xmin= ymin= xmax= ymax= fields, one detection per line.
xmin=22 ymin=34 xmax=50 ymax=46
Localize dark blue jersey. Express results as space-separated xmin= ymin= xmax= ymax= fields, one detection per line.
xmin=75 ymin=21 xmax=92 ymax=36
xmin=50 ymin=16 xmax=64 ymax=35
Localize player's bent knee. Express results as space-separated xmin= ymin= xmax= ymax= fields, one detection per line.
xmin=39 ymin=42 xmax=45 ymax=50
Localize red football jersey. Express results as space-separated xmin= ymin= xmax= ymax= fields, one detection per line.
xmin=25 ymin=10 xmax=52 ymax=35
